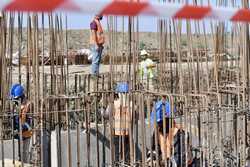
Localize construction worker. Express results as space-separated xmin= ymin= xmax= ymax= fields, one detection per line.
xmin=90 ymin=14 xmax=105 ymax=76
xmin=148 ymin=96 xmax=193 ymax=166
xmin=139 ymin=50 xmax=156 ymax=90
xmin=10 ymin=84 xmax=32 ymax=164
xmin=102 ymin=82 xmax=131 ymax=164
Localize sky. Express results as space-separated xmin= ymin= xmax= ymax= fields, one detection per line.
xmin=66 ymin=13 xmax=159 ymax=31
xmin=53 ymin=0 xmax=226 ymax=32
xmin=64 ymin=0 xmax=159 ymax=31
xmin=14 ymin=13 xmax=159 ymax=32
xmin=13 ymin=0 xmax=239 ymax=32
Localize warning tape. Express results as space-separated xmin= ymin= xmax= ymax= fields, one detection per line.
xmin=1 ymin=0 xmax=250 ymax=22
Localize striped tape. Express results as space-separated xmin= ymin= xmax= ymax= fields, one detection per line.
xmin=0 ymin=0 xmax=250 ymax=22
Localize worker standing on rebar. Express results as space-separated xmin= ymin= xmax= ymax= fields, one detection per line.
xmin=89 ymin=14 xmax=105 ymax=76
xmin=10 ymin=84 xmax=32 ymax=164
xmin=139 ymin=50 xmax=156 ymax=90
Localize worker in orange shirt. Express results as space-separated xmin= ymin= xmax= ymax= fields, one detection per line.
xmin=10 ymin=84 xmax=32 ymax=164
xmin=101 ymin=82 xmax=131 ymax=164
xmin=90 ymin=14 xmax=105 ymax=76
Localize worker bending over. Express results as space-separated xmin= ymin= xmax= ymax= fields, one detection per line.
xmin=89 ymin=14 xmax=105 ymax=76
xmin=10 ymin=84 xmax=32 ymax=164
xmin=149 ymin=97 xmax=194 ymax=166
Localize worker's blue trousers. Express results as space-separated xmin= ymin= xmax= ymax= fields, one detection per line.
xmin=90 ymin=44 xmax=103 ymax=75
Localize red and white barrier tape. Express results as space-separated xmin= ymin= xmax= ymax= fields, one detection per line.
xmin=0 ymin=0 xmax=250 ymax=22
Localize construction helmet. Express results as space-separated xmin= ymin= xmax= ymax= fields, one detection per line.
xmin=116 ymin=82 xmax=129 ymax=93
xmin=10 ymin=84 xmax=24 ymax=99
xmin=140 ymin=49 xmax=148 ymax=56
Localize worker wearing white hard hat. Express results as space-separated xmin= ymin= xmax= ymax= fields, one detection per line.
xmin=139 ymin=50 xmax=156 ymax=90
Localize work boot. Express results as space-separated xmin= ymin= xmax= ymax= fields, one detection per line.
xmin=90 ymin=74 xmax=102 ymax=80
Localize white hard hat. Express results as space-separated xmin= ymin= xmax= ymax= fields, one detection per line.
xmin=140 ymin=50 xmax=148 ymax=56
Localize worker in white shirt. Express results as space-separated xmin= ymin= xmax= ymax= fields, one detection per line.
xmin=139 ymin=50 xmax=156 ymax=90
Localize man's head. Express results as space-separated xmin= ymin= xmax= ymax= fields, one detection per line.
xmin=162 ymin=95 xmax=167 ymax=102
xmin=95 ymin=14 xmax=103 ymax=21
xmin=140 ymin=49 xmax=148 ymax=60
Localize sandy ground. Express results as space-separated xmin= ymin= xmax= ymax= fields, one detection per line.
xmin=6 ymin=61 xmax=218 ymax=94
xmin=9 ymin=61 xmax=216 ymax=79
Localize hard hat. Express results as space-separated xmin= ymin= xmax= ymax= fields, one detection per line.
xmin=116 ymin=82 xmax=129 ymax=93
xmin=140 ymin=50 xmax=148 ymax=56
xmin=10 ymin=84 xmax=24 ymax=99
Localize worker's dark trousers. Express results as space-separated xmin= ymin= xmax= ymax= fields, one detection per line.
xmin=114 ymin=135 xmax=130 ymax=164
xmin=23 ymin=138 xmax=31 ymax=163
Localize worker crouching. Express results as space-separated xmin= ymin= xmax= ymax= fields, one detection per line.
xmin=10 ymin=84 xmax=32 ymax=164
xmin=148 ymin=97 xmax=193 ymax=166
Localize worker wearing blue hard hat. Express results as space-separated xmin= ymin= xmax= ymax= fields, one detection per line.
xmin=148 ymin=96 xmax=194 ymax=166
xmin=10 ymin=84 xmax=32 ymax=163
xmin=101 ymin=82 xmax=131 ymax=162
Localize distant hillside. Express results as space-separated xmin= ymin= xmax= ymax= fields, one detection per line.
xmin=8 ymin=28 xmax=217 ymax=57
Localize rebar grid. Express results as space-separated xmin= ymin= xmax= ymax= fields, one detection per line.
xmin=0 ymin=0 xmax=250 ymax=166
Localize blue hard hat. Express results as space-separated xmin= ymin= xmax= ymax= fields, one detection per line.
xmin=116 ymin=82 xmax=129 ymax=93
xmin=150 ymin=100 xmax=176 ymax=125
xmin=10 ymin=84 xmax=24 ymax=99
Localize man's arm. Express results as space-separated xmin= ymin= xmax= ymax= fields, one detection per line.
xmin=147 ymin=64 xmax=156 ymax=69
xmin=20 ymin=102 xmax=30 ymax=124
xmin=101 ymin=104 xmax=110 ymax=119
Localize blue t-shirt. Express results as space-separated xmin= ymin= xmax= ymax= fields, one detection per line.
xmin=150 ymin=100 xmax=175 ymax=125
